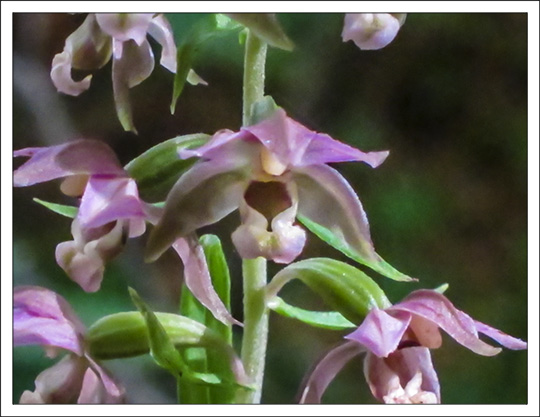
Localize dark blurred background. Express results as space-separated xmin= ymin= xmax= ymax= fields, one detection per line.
xmin=12 ymin=13 xmax=528 ymax=404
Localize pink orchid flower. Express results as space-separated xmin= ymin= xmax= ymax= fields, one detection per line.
xmin=146 ymin=108 xmax=389 ymax=267
xmin=14 ymin=286 xmax=124 ymax=403
xmin=300 ymin=289 xmax=527 ymax=404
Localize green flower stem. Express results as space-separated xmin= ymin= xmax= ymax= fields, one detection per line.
xmin=237 ymin=257 xmax=269 ymax=403
xmin=242 ymin=29 xmax=268 ymax=126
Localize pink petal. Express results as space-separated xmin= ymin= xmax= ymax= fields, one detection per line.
xmin=145 ymin=159 xmax=250 ymax=262
xmin=299 ymin=341 xmax=366 ymax=403
xmin=55 ymin=220 xmax=127 ymax=292
xmin=345 ymin=309 xmax=411 ymax=358
xmin=391 ymin=290 xmax=503 ymax=356
xmin=78 ymin=176 xmax=146 ymax=229
xmin=51 ymin=50 xmax=92 ymax=96
xmin=147 ymin=14 xmax=177 ymax=72
xmin=79 ymin=356 xmax=125 ymax=403
xmin=474 ymin=321 xmax=527 ymax=350
xmin=19 ymin=356 xmax=88 ymax=404
xmin=95 ymin=13 xmax=153 ymax=45
xmin=342 ymin=14 xmax=402 ymax=50
xmin=13 ymin=140 xmax=124 ymax=187
xmin=173 ymin=236 xmax=241 ymax=326
xmin=14 ymin=286 xmax=85 ymax=355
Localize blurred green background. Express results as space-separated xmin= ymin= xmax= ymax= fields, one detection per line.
xmin=12 ymin=13 xmax=527 ymax=404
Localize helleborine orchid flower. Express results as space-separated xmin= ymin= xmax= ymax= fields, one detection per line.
xmin=342 ymin=13 xmax=406 ymax=50
xmin=51 ymin=13 xmax=202 ymax=133
xmin=13 ymin=139 xmax=237 ymax=325
xmin=146 ymin=108 xmax=389 ymax=267
xmin=300 ymin=289 xmax=527 ymax=404
xmin=13 ymin=140 xmax=148 ymax=292
xmin=14 ymin=286 xmax=124 ymax=403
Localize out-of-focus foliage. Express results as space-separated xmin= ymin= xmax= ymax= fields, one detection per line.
xmin=13 ymin=13 xmax=527 ymax=404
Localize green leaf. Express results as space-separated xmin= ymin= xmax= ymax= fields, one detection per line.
xmin=266 ymin=258 xmax=391 ymax=325
xmin=33 ymin=198 xmax=77 ymax=218
xmin=268 ymin=296 xmax=356 ymax=330
xmin=124 ymin=133 xmax=209 ymax=201
xmin=126 ymin=289 xmax=246 ymax=395
xmin=298 ymin=214 xmax=415 ymax=282
xmin=129 ymin=288 xmax=188 ymax=378
xmin=226 ymin=13 xmax=294 ymax=51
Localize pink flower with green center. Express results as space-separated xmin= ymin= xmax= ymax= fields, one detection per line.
xmin=300 ymin=290 xmax=527 ymax=404
xmin=14 ymin=286 xmax=124 ymax=403
xmin=146 ymin=108 xmax=389 ymax=266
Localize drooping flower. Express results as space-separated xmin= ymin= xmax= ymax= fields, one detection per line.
xmin=13 ymin=140 xmax=237 ymax=325
xmin=14 ymin=286 xmax=124 ymax=403
xmin=146 ymin=108 xmax=389 ymax=267
xmin=50 ymin=13 xmax=203 ymax=133
xmin=342 ymin=13 xmax=406 ymax=50
xmin=14 ymin=140 xmax=147 ymax=292
xmin=300 ymin=289 xmax=527 ymax=403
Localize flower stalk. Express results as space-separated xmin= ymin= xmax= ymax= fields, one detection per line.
xmin=238 ymin=29 xmax=269 ymax=404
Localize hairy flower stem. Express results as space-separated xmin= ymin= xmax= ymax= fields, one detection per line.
xmin=242 ymin=30 xmax=268 ymax=126
xmin=238 ymin=257 xmax=269 ymax=403
xmin=237 ymin=31 xmax=269 ymax=404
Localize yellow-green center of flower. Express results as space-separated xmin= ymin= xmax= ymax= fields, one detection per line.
xmin=260 ymin=147 xmax=287 ymax=176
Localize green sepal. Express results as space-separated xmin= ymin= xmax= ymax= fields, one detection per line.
xmin=225 ymin=13 xmax=294 ymax=51
xmin=298 ymin=214 xmax=415 ymax=282
xmin=171 ymin=43 xmax=196 ymax=114
xmin=249 ymin=95 xmax=279 ymax=126
xmin=266 ymin=258 xmax=391 ymax=325
xmin=124 ymin=133 xmax=210 ymax=201
xmin=33 ymin=198 xmax=77 ymax=218
xmin=268 ymin=296 xmax=356 ymax=330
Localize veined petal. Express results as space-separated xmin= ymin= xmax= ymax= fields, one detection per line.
xmin=13 ymin=140 xmax=124 ymax=187
xmin=146 ymin=158 xmax=250 ymax=262
xmin=147 ymin=14 xmax=177 ymax=72
xmin=391 ymin=290 xmax=503 ymax=356
xmin=293 ymin=164 xmax=377 ymax=261
xmin=173 ymin=236 xmax=241 ymax=326
xmin=95 ymin=13 xmax=153 ymax=45
xmin=342 ymin=13 xmax=402 ymax=50
xmin=14 ymin=286 xmax=85 ymax=355
xmin=112 ymin=38 xmax=154 ymax=132
xmin=178 ymin=129 xmax=252 ymax=161
xmin=20 ymin=355 xmax=88 ymax=404
xmin=78 ymin=176 xmax=146 ymax=229
xmin=474 ymin=321 xmax=527 ymax=350
xmin=345 ymin=309 xmax=411 ymax=358
xmin=299 ymin=341 xmax=366 ymax=403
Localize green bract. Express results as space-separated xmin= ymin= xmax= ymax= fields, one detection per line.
xmin=266 ymin=258 xmax=391 ymax=324
xmin=124 ymin=133 xmax=210 ymax=201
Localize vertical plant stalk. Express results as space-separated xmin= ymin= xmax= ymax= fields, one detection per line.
xmin=242 ymin=30 xmax=268 ymax=126
xmin=238 ymin=30 xmax=269 ymax=404
xmin=238 ymin=257 xmax=268 ymax=403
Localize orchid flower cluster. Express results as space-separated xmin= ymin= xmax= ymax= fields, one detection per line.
xmin=13 ymin=13 xmax=526 ymax=405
